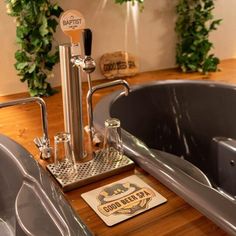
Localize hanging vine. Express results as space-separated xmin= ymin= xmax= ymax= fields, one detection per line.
xmin=5 ymin=0 xmax=63 ymax=96
xmin=175 ymin=0 xmax=221 ymax=73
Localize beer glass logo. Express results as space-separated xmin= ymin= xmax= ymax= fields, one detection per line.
xmin=97 ymin=182 xmax=155 ymax=216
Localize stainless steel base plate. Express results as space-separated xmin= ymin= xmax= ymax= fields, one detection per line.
xmin=47 ymin=151 xmax=135 ymax=192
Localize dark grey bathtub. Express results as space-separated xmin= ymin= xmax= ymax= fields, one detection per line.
xmin=94 ymin=80 xmax=236 ymax=235
xmin=0 ymin=134 xmax=93 ymax=236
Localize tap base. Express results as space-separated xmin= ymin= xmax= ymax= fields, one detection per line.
xmin=46 ymin=151 xmax=135 ymax=192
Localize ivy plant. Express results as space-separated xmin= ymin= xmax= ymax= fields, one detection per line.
xmin=175 ymin=0 xmax=221 ymax=73
xmin=5 ymin=0 xmax=63 ymax=96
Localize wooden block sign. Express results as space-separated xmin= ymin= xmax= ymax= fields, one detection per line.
xmin=81 ymin=175 xmax=167 ymax=226
xmin=100 ymin=51 xmax=139 ymax=79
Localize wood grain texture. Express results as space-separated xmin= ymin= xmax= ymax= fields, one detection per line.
xmin=1 ymin=59 xmax=235 ymax=235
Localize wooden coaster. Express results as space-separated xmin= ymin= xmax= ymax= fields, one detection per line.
xmin=81 ymin=175 xmax=167 ymax=226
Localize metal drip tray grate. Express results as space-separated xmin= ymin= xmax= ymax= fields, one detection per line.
xmin=47 ymin=151 xmax=135 ymax=192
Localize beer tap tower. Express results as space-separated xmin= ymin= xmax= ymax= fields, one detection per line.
xmin=47 ymin=10 xmax=134 ymax=192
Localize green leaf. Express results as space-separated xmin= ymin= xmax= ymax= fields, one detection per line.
xmin=28 ymin=63 xmax=36 ymax=73
xmin=15 ymin=62 xmax=28 ymax=70
xmin=33 ymin=79 xmax=40 ymax=88
xmin=29 ymin=88 xmax=39 ymax=97
xmin=11 ymin=1 xmax=23 ymax=15
xmin=48 ymin=19 xmax=58 ymax=32
xmin=15 ymin=50 xmax=29 ymax=62
xmin=49 ymin=5 xmax=63 ymax=17
xmin=39 ymin=16 xmax=48 ymax=36
xmin=31 ymin=37 xmax=40 ymax=47
xmin=20 ymin=72 xmax=33 ymax=82
xmin=42 ymin=37 xmax=49 ymax=46
xmin=44 ymin=51 xmax=59 ymax=70
xmin=210 ymin=19 xmax=222 ymax=31
xmin=16 ymin=26 xmax=29 ymax=38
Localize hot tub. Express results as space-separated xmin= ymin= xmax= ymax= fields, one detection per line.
xmin=0 ymin=134 xmax=93 ymax=236
xmin=94 ymin=80 xmax=236 ymax=235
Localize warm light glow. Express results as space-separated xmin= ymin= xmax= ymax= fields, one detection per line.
xmin=101 ymin=0 xmax=108 ymax=9
xmin=124 ymin=2 xmax=130 ymax=51
xmin=94 ymin=0 xmax=108 ymax=19
xmin=130 ymin=1 xmax=139 ymax=44
xmin=125 ymin=1 xmax=140 ymax=51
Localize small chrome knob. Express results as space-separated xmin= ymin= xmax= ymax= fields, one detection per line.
xmin=83 ymin=56 xmax=96 ymax=74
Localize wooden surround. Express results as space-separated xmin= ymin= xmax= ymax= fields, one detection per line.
xmin=1 ymin=59 xmax=235 ymax=235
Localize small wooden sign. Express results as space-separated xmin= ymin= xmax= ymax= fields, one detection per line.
xmin=100 ymin=51 xmax=139 ymax=79
xmin=81 ymin=175 xmax=167 ymax=226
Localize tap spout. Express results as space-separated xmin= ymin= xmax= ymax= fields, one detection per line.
xmin=86 ymin=79 xmax=131 ymax=145
xmin=0 ymin=97 xmax=51 ymax=160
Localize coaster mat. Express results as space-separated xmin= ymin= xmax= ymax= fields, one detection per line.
xmin=81 ymin=175 xmax=167 ymax=226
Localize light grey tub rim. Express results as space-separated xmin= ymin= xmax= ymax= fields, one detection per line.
xmin=0 ymin=134 xmax=93 ymax=236
xmin=93 ymin=79 xmax=236 ymax=236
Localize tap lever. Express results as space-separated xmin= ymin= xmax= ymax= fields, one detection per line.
xmin=34 ymin=137 xmax=43 ymax=148
xmin=34 ymin=136 xmax=52 ymax=160
xmin=82 ymin=29 xmax=96 ymax=74
xmin=83 ymin=28 xmax=92 ymax=57
xmin=71 ymin=28 xmax=96 ymax=74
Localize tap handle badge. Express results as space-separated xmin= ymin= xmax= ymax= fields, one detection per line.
xmin=60 ymin=10 xmax=85 ymax=44
xmin=83 ymin=28 xmax=92 ymax=57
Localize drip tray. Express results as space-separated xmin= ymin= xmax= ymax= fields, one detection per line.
xmin=47 ymin=151 xmax=135 ymax=192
